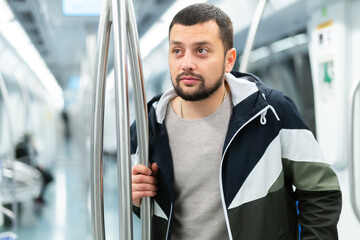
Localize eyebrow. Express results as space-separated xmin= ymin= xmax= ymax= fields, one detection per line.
xmin=170 ymin=40 xmax=213 ymax=47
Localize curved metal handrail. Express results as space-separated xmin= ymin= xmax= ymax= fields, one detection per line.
xmin=0 ymin=72 xmax=18 ymax=231
xmin=0 ymin=159 xmax=42 ymax=204
xmin=239 ymin=0 xmax=267 ymax=72
xmin=0 ymin=206 xmax=16 ymax=221
xmin=91 ymin=0 xmax=151 ymax=239
xmin=125 ymin=0 xmax=152 ymax=238
xmin=348 ymin=79 xmax=360 ymax=222
xmin=112 ymin=0 xmax=134 ymax=238
xmin=90 ymin=0 xmax=111 ymax=239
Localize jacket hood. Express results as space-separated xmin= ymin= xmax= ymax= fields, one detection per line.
xmin=154 ymin=72 xmax=260 ymax=124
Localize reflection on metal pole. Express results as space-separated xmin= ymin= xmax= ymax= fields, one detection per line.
xmin=0 ymin=72 xmax=17 ymax=232
xmin=125 ymin=0 xmax=152 ymax=239
xmin=239 ymin=0 xmax=267 ymax=72
xmin=90 ymin=0 xmax=112 ymax=238
xmin=348 ymin=79 xmax=360 ymax=222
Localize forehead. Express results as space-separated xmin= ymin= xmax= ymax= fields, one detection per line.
xmin=169 ymin=20 xmax=221 ymax=44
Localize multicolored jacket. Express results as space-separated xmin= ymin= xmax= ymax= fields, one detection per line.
xmin=131 ymin=71 xmax=342 ymax=240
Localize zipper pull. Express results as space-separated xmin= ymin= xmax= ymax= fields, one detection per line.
xmin=260 ymin=105 xmax=280 ymax=125
xmin=260 ymin=110 xmax=267 ymax=125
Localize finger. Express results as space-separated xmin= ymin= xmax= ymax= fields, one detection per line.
xmin=133 ymin=199 xmax=141 ymax=207
xmin=132 ymin=174 xmax=157 ymax=184
xmin=132 ymin=191 xmax=157 ymax=206
xmin=132 ymin=164 xmax=152 ymax=176
xmin=132 ymin=191 xmax=157 ymax=199
xmin=151 ymin=163 xmax=159 ymax=177
xmin=132 ymin=183 xmax=158 ymax=192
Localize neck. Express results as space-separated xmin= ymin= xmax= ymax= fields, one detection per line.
xmin=173 ymin=82 xmax=228 ymax=120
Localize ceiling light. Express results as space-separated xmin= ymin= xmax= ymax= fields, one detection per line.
xmin=140 ymin=0 xmax=209 ymax=59
xmin=160 ymin=0 xmax=208 ymax=23
xmin=17 ymin=44 xmax=64 ymax=108
xmin=0 ymin=0 xmax=14 ymax=24
xmin=0 ymin=21 xmax=31 ymax=49
xmin=0 ymin=20 xmax=64 ymax=109
xmin=140 ymin=22 xmax=167 ymax=58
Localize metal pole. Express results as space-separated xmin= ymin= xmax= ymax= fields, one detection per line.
xmin=125 ymin=0 xmax=152 ymax=239
xmin=0 ymin=72 xmax=17 ymax=232
xmin=348 ymin=79 xmax=360 ymax=222
xmin=90 ymin=0 xmax=112 ymax=238
xmin=239 ymin=0 xmax=267 ymax=72
xmin=112 ymin=0 xmax=134 ymax=238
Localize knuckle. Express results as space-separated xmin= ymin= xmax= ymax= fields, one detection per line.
xmin=133 ymin=164 xmax=145 ymax=173
xmin=132 ymin=164 xmax=141 ymax=173
xmin=133 ymin=174 xmax=146 ymax=183
xmin=137 ymin=175 xmax=146 ymax=182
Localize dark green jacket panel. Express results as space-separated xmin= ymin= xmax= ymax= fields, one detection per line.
xmin=282 ymin=158 xmax=342 ymax=239
xmin=228 ymin=187 xmax=298 ymax=240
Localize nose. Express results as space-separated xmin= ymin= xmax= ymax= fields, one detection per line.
xmin=181 ymin=52 xmax=195 ymax=72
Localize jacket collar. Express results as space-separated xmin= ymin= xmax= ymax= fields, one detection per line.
xmin=154 ymin=72 xmax=259 ymax=124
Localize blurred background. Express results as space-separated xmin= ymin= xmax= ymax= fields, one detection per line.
xmin=0 ymin=0 xmax=359 ymax=239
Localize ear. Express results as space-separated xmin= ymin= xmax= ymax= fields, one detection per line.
xmin=225 ymin=48 xmax=236 ymax=73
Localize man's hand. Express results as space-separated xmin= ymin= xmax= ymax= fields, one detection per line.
xmin=132 ymin=163 xmax=159 ymax=207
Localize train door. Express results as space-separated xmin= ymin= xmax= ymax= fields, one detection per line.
xmin=308 ymin=1 xmax=360 ymax=239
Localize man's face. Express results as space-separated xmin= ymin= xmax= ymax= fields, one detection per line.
xmin=169 ymin=20 xmax=235 ymax=101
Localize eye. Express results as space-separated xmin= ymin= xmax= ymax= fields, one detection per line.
xmin=197 ymin=48 xmax=209 ymax=55
xmin=173 ymin=48 xmax=182 ymax=55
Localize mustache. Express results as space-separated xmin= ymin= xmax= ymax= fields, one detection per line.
xmin=175 ymin=72 xmax=204 ymax=83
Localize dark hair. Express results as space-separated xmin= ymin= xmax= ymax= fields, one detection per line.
xmin=169 ymin=3 xmax=233 ymax=52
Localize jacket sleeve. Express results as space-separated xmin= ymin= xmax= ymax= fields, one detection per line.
xmin=278 ymin=94 xmax=342 ymax=240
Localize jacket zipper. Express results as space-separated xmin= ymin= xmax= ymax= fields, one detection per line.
xmin=219 ymin=106 xmax=273 ymax=240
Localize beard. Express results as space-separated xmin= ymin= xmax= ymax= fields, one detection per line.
xmin=172 ymin=65 xmax=225 ymax=101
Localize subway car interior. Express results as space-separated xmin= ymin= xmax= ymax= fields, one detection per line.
xmin=0 ymin=0 xmax=360 ymax=239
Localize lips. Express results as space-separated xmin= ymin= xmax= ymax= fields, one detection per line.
xmin=180 ymin=76 xmax=200 ymax=85
xmin=176 ymin=72 xmax=204 ymax=86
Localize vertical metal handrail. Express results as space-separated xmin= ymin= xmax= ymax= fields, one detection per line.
xmin=91 ymin=0 xmax=152 ymax=238
xmin=125 ymin=0 xmax=152 ymax=239
xmin=239 ymin=0 xmax=267 ymax=72
xmin=0 ymin=72 xmax=18 ymax=232
xmin=112 ymin=0 xmax=134 ymax=238
xmin=348 ymin=79 xmax=360 ymax=222
xmin=90 ymin=0 xmax=112 ymax=238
